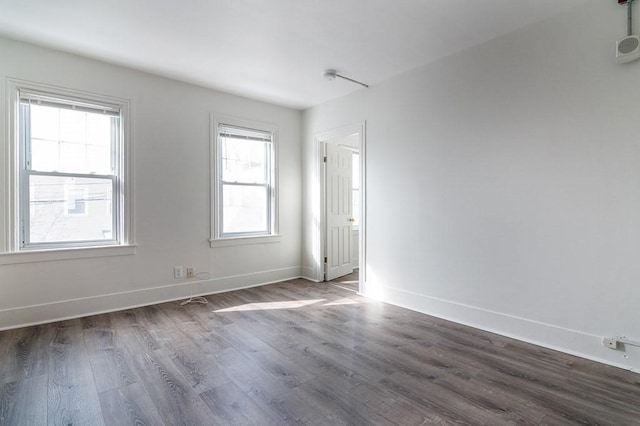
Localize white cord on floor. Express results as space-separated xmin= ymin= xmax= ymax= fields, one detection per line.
xmin=180 ymin=272 xmax=212 ymax=306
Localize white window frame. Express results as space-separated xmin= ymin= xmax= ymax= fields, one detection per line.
xmin=1 ymin=79 xmax=134 ymax=262
xmin=210 ymin=115 xmax=279 ymax=247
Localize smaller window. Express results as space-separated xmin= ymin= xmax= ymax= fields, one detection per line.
xmin=214 ymin=122 xmax=277 ymax=239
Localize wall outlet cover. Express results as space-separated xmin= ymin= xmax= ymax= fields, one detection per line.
xmin=174 ymin=266 xmax=184 ymax=279
xmin=602 ymin=337 xmax=618 ymax=349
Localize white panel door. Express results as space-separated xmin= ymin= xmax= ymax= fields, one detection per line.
xmin=325 ymin=143 xmax=354 ymax=281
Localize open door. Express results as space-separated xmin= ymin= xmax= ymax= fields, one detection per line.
xmin=325 ymin=143 xmax=354 ymax=281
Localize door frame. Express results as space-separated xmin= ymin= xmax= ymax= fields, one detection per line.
xmin=314 ymin=122 xmax=366 ymax=291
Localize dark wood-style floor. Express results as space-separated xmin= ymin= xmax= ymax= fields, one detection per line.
xmin=1 ymin=275 xmax=639 ymax=425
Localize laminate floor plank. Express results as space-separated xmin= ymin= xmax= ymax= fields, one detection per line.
xmin=214 ymin=347 xmax=289 ymax=396
xmin=80 ymin=312 xmax=113 ymax=331
xmin=160 ymin=311 xmax=231 ymax=356
xmin=405 ymin=340 xmax=635 ymax=425
xmin=379 ymin=372 xmax=513 ymax=426
xmin=391 ymin=342 xmax=552 ymax=421
xmin=160 ymin=297 xmax=231 ymax=332
xmin=199 ymin=380 xmax=279 ymax=426
xmin=107 ymin=310 xmax=155 ymax=357
xmin=166 ymin=343 xmax=232 ymax=393
xmin=83 ymin=326 xmax=117 ymax=354
xmin=0 ymin=326 xmax=51 ymax=386
xmin=213 ymin=347 xmax=314 ymax=423
xmin=1 ymin=276 xmax=639 ymax=425
xmin=47 ymin=320 xmax=104 ymax=426
xmin=294 ymin=378 xmax=395 ymax=426
xmin=0 ymin=375 xmax=48 ymax=426
xmin=371 ymin=322 xmax=636 ymax=424
xmin=89 ymin=347 xmax=139 ymax=393
xmin=307 ymin=338 xmax=396 ymax=382
xmin=347 ymin=381 xmax=433 ymax=426
xmin=450 ymin=339 xmax=639 ymax=422
xmin=130 ymin=351 xmax=214 ymax=425
xmin=98 ymin=383 xmax=166 ymax=426
xmin=358 ymin=334 xmax=549 ymax=424
xmin=219 ymin=323 xmax=314 ymax=389
xmin=135 ymin=303 xmax=195 ymax=349
xmin=230 ymin=316 xmax=374 ymax=401
xmin=429 ymin=335 xmax=640 ymax=422
xmin=273 ymin=391 xmax=337 ymax=426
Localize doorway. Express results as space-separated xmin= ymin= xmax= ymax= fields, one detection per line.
xmin=315 ymin=123 xmax=366 ymax=291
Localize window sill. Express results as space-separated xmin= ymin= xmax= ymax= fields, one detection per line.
xmin=0 ymin=244 xmax=137 ymax=265
xmin=210 ymin=234 xmax=281 ymax=248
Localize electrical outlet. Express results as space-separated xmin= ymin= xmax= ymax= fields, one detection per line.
xmin=186 ymin=267 xmax=194 ymax=279
xmin=602 ymin=337 xmax=618 ymax=349
xmin=174 ymin=266 xmax=184 ymax=279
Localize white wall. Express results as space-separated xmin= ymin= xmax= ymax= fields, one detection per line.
xmin=0 ymin=37 xmax=302 ymax=329
xmin=303 ymin=0 xmax=640 ymax=372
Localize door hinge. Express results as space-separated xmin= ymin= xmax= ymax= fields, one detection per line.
xmin=324 ymin=256 xmax=327 ymax=263
xmin=323 ymin=156 xmax=327 ymax=163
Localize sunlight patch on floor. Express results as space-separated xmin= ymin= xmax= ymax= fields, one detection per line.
xmin=323 ymin=298 xmax=359 ymax=306
xmin=213 ymin=299 xmax=325 ymax=312
xmin=336 ymin=280 xmax=358 ymax=285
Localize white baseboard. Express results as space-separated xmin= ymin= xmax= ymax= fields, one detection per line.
xmin=301 ymin=265 xmax=321 ymax=282
xmin=367 ymin=284 xmax=639 ymax=373
xmin=0 ymin=266 xmax=303 ymax=331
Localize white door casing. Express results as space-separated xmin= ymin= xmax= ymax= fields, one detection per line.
xmin=325 ymin=143 xmax=354 ymax=280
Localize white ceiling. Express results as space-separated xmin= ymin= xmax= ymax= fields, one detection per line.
xmin=0 ymin=0 xmax=588 ymax=110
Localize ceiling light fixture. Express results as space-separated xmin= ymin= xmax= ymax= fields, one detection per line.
xmin=617 ymin=0 xmax=640 ymax=63
xmin=323 ymin=69 xmax=369 ymax=88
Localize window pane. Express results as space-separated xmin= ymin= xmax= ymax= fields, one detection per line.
xmin=29 ymin=104 xmax=114 ymax=174
xmin=60 ymin=141 xmax=86 ymax=172
xmin=87 ymin=113 xmax=112 ymax=147
xmin=221 ymin=137 xmax=269 ymax=184
xmin=31 ymin=138 xmax=60 ymax=171
xmin=28 ymin=174 xmax=113 ymax=243
xmin=60 ymin=109 xmax=86 ymax=143
xmin=222 ymin=185 xmax=268 ymax=234
xmin=87 ymin=145 xmax=111 ymax=175
xmin=30 ymin=104 xmax=59 ymax=141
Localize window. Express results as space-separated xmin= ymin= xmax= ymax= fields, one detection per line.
xmin=213 ymin=120 xmax=277 ymax=240
xmin=11 ymin=84 xmax=131 ymax=250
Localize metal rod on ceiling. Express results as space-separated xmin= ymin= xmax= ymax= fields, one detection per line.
xmin=335 ymin=74 xmax=369 ymax=88
xmin=628 ymin=0 xmax=634 ymax=36
xmin=324 ymin=70 xmax=369 ymax=88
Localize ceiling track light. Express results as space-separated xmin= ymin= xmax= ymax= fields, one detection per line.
xmin=323 ymin=69 xmax=369 ymax=88
xmin=616 ymin=0 xmax=640 ymax=63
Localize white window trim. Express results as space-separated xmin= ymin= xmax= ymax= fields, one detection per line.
xmin=0 ymin=244 xmax=137 ymax=265
xmin=210 ymin=114 xmax=280 ymax=248
xmin=2 ymin=78 xmax=135 ymax=262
